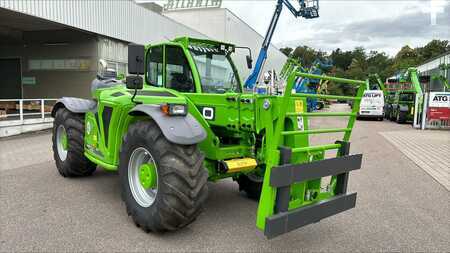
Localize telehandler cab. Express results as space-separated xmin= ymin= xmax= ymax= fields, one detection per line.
xmin=51 ymin=37 xmax=365 ymax=238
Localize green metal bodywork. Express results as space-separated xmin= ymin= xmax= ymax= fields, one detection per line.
xmin=386 ymin=68 xmax=424 ymax=122
xmin=82 ymin=37 xmax=366 ymax=233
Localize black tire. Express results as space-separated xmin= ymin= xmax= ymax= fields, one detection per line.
xmin=119 ymin=121 xmax=208 ymax=232
xmin=397 ymin=111 xmax=406 ymax=123
xmin=389 ymin=111 xmax=396 ymax=121
xmin=52 ymin=108 xmax=96 ymax=177
xmin=237 ymin=173 xmax=263 ymax=200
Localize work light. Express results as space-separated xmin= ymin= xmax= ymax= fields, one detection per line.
xmin=160 ymin=104 xmax=188 ymax=116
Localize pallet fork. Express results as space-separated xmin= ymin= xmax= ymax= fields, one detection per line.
xmin=257 ymin=71 xmax=367 ymax=239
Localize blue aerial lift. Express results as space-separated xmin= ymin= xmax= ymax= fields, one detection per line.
xmin=294 ymin=59 xmax=333 ymax=111
xmin=244 ymin=0 xmax=320 ymax=89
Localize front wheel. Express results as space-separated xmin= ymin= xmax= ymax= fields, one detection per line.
xmin=237 ymin=172 xmax=263 ymax=200
xmin=119 ymin=121 xmax=208 ymax=232
xmin=52 ymin=108 xmax=96 ymax=177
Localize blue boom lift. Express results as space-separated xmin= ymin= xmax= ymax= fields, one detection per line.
xmin=244 ymin=0 xmax=320 ymax=89
xmin=294 ymin=59 xmax=333 ymax=111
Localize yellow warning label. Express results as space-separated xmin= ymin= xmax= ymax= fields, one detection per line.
xmin=225 ymin=158 xmax=257 ymax=173
xmin=295 ymin=100 xmax=304 ymax=113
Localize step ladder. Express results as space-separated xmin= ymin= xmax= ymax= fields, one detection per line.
xmin=257 ymin=71 xmax=368 ymax=239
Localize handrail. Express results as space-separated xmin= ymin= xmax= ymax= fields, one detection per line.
xmin=291 ymin=144 xmax=342 ymax=153
xmin=0 ymin=98 xmax=58 ymax=102
xmin=281 ymin=128 xmax=351 ymax=136
xmin=295 ymin=72 xmax=367 ymax=86
xmin=291 ymin=93 xmax=361 ymax=100
xmin=286 ymin=112 xmax=356 ymax=117
xmin=0 ymin=99 xmax=57 ymax=124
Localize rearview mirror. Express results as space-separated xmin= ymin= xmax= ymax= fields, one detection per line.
xmin=126 ymin=76 xmax=143 ymax=90
xmin=246 ymin=55 xmax=253 ymax=69
xmin=128 ymin=44 xmax=145 ymax=75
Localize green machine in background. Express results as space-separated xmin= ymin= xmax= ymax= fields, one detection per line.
xmin=51 ymin=37 xmax=366 ymax=238
xmin=384 ymin=68 xmax=424 ymax=123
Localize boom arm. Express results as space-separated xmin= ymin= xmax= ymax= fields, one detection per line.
xmin=407 ymin=68 xmax=423 ymax=97
xmin=369 ymin=74 xmax=387 ymax=96
xmin=244 ymin=0 xmax=319 ymax=89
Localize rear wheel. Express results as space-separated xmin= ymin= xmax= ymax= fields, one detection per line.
xmin=119 ymin=121 xmax=208 ymax=232
xmin=52 ymin=108 xmax=96 ymax=177
xmin=237 ymin=172 xmax=263 ymax=200
xmin=397 ymin=111 xmax=406 ymax=123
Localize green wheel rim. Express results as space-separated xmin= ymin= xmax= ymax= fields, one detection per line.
xmin=128 ymin=147 xmax=158 ymax=207
xmin=139 ymin=163 xmax=157 ymax=189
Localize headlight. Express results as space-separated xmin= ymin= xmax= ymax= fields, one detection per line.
xmin=160 ymin=104 xmax=188 ymax=116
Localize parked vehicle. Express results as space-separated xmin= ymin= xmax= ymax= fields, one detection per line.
xmin=51 ymin=37 xmax=365 ymax=239
xmin=390 ymin=91 xmax=416 ymax=123
xmin=357 ymin=90 xmax=384 ymax=120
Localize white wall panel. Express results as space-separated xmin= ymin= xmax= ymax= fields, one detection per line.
xmin=0 ymin=0 xmax=207 ymax=44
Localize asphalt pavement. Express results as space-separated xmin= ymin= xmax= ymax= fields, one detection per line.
xmin=1 ymin=104 xmax=449 ymax=252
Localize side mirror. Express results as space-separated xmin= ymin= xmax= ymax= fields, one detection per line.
xmin=128 ymin=44 xmax=145 ymax=75
xmin=246 ymin=55 xmax=253 ymax=69
xmin=126 ymin=76 xmax=143 ymax=90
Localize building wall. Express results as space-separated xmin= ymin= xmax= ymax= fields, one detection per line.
xmin=0 ymin=29 xmax=98 ymax=98
xmin=417 ymin=53 xmax=450 ymax=92
xmin=164 ymin=8 xmax=287 ymax=81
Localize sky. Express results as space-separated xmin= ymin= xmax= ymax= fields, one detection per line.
xmin=140 ymin=0 xmax=450 ymax=56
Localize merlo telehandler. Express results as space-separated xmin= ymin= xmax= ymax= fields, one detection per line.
xmin=51 ymin=37 xmax=366 ymax=238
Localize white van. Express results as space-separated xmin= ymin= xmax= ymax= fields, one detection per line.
xmin=358 ymin=90 xmax=384 ymax=120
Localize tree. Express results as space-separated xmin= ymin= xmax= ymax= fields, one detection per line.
xmin=280 ymin=47 xmax=293 ymax=57
xmin=284 ymin=39 xmax=448 ymax=95
xmin=393 ymin=45 xmax=419 ymax=71
xmin=417 ymin=40 xmax=449 ymax=61
xmin=330 ymin=48 xmax=353 ymax=71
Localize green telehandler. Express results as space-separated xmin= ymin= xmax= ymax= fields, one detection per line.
xmin=385 ymin=68 xmax=424 ymax=123
xmin=51 ymin=37 xmax=366 ymax=238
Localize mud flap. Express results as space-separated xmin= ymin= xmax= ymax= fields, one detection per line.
xmin=263 ymin=146 xmax=362 ymax=239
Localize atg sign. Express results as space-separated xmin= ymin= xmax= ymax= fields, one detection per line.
xmin=428 ymin=92 xmax=450 ymax=120
xmin=163 ymin=0 xmax=222 ymax=11
xmin=429 ymin=92 xmax=450 ymax=108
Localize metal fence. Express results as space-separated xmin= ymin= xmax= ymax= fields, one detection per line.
xmin=0 ymin=99 xmax=57 ymax=127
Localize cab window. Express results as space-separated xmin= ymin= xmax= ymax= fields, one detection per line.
xmin=146 ymin=46 xmax=163 ymax=87
xmin=165 ymin=46 xmax=195 ymax=93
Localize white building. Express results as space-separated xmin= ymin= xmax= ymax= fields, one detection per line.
xmin=417 ymin=52 xmax=449 ymax=92
xmin=0 ymin=0 xmax=287 ymax=99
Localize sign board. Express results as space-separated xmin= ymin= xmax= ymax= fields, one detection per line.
xmin=163 ymin=0 xmax=222 ymax=11
xmin=428 ymin=108 xmax=450 ymax=120
xmin=429 ymin=92 xmax=450 ymax=108
xmin=428 ymin=92 xmax=450 ymax=120
xmin=22 ymin=77 xmax=36 ymax=85
xmin=29 ymin=59 xmax=91 ymax=71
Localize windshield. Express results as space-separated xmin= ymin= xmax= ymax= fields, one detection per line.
xmin=189 ymin=48 xmax=240 ymax=94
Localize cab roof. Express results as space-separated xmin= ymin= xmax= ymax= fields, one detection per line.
xmin=172 ymin=37 xmax=235 ymax=49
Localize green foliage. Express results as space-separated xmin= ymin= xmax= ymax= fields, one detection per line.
xmin=280 ymin=47 xmax=293 ymax=57
xmin=281 ymin=40 xmax=450 ymax=95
